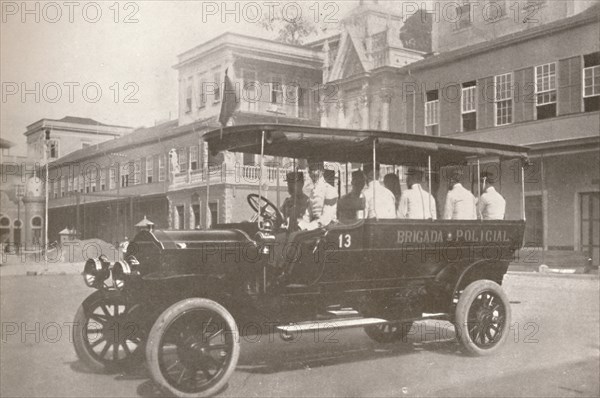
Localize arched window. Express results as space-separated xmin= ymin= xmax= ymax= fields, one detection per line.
xmin=0 ymin=216 xmax=10 ymax=245
xmin=13 ymin=220 xmax=22 ymax=229
xmin=31 ymin=216 xmax=42 ymax=245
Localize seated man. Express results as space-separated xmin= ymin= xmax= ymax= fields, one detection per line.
xmin=443 ymin=168 xmax=477 ymax=220
xmin=338 ymin=170 xmax=366 ymax=221
xmin=280 ymin=171 xmax=309 ymax=230
xmin=477 ymin=171 xmax=506 ymax=220
xmin=398 ymin=168 xmax=437 ymax=219
xmin=298 ymin=161 xmax=338 ymax=231
xmin=362 ymin=163 xmax=396 ymax=219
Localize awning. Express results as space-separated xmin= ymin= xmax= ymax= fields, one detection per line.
xmin=203 ymin=124 xmax=529 ymax=165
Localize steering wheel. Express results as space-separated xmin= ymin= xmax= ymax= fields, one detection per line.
xmin=247 ymin=194 xmax=285 ymax=229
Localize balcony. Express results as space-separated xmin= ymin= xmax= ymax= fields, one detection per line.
xmin=170 ymin=164 xmax=404 ymax=194
xmin=170 ymin=164 xmax=288 ymax=189
xmin=239 ymin=98 xmax=312 ymax=120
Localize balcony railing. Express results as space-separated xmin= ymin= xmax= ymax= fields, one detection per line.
xmin=239 ymin=99 xmax=312 ymax=119
xmin=171 ymin=164 xmax=404 ymax=194
xmin=171 ymin=165 xmax=289 ymax=188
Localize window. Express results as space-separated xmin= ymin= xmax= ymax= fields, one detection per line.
xmin=271 ymin=76 xmax=283 ymax=104
xmin=178 ymin=148 xmax=188 ymax=173
xmin=242 ymin=69 xmax=258 ymax=112
xmin=190 ymin=146 xmax=199 ymax=171
xmin=109 ymin=168 xmax=116 ymax=190
xmin=73 ymin=174 xmax=79 ymax=192
xmin=209 ymin=202 xmax=218 ymax=227
xmin=48 ymin=140 xmax=59 ymax=159
xmin=121 ymin=163 xmax=131 ymax=187
xmin=146 ymin=156 xmax=153 ymax=183
xmin=134 ymin=160 xmax=141 ymax=185
xmin=67 ymin=174 xmax=73 ymax=193
xmin=455 ymin=3 xmax=472 ymax=30
xmin=461 ymin=81 xmax=477 ymax=132
xmin=84 ymin=172 xmax=90 ymax=193
xmin=583 ymin=52 xmax=600 ymax=112
xmin=176 ymin=206 xmax=185 ymax=230
xmin=78 ymin=175 xmax=84 ymax=193
xmin=197 ymin=74 xmax=206 ymax=108
xmin=84 ymin=168 xmax=96 ymax=193
xmin=31 ymin=216 xmax=42 ymax=245
xmin=213 ymin=70 xmax=221 ymax=102
xmin=535 ymin=62 xmax=557 ymax=119
xmin=100 ymin=169 xmax=106 ymax=190
xmin=192 ymin=204 xmax=201 ymax=229
xmin=495 ymin=73 xmax=513 ymax=126
xmin=159 ymin=154 xmax=166 ymax=182
xmin=425 ymin=90 xmax=439 ymax=135
xmin=60 ymin=176 xmax=65 ymax=197
xmin=285 ymin=82 xmax=300 ymax=117
xmin=243 ymin=153 xmax=255 ymax=166
xmin=185 ymin=77 xmax=193 ymax=113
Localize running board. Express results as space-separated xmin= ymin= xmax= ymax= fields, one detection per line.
xmin=277 ymin=313 xmax=451 ymax=333
xmin=277 ymin=317 xmax=387 ymax=333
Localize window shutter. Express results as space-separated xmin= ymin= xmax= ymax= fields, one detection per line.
xmin=514 ymin=67 xmax=534 ymax=123
xmin=442 ymin=83 xmax=462 ymax=135
xmin=414 ymin=90 xmax=425 ymax=134
xmin=558 ymin=56 xmax=583 ymax=115
xmin=477 ymin=77 xmax=494 ymax=129
xmin=406 ymin=92 xmax=415 ymax=134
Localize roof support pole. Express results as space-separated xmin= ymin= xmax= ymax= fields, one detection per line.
xmin=204 ymin=141 xmax=210 ymax=229
xmin=428 ymin=155 xmax=432 ymax=220
xmin=373 ymin=138 xmax=377 ymax=220
xmin=258 ymin=130 xmax=265 ymax=228
xmin=477 ymin=159 xmax=481 ymax=220
xmin=521 ymin=163 xmax=526 ymax=221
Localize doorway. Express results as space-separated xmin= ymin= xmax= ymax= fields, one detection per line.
xmin=580 ymin=192 xmax=599 ymax=266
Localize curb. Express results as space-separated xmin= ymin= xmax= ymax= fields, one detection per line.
xmin=506 ymin=271 xmax=599 ymax=279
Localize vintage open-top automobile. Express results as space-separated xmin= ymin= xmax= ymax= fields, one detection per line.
xmin=73 ymin=124 xmax=529 ymax=397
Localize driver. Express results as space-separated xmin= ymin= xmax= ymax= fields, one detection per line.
xmin=280 ymin=171 xmax=309 ymax=230
xmin=298 ymin=161 xmax=338 ymax=231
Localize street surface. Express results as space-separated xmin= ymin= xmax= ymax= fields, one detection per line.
xmin=1 ymin=273 xmax=598 ymax=397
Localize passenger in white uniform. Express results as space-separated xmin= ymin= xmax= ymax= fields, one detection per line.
xmin=298 ymin=161 xmax=338 ymax=230
xmin=443 ymin=168 xmax=477 ymax=220
xmin=477 ymin=171 xmax=506 ymax=220
xmin=362 ymin=163 xmax=396 ymax=219
xmin=398 ymin=168 xmax=437 ymax=220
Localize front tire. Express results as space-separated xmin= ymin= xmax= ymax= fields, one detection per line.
xmin=72 ymin=290 xmax=145 ymax=372
xmin=146 ymin=298 xmax=240 ymax=398
xmin=455 ymin=280 xmax=511 ymax=356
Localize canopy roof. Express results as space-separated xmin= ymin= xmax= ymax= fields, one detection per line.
xmin=204 ymin=124 xmax=529 ymax=165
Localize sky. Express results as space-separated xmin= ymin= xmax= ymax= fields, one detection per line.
xmin=1 ymin=0 xmax=372 ymax=154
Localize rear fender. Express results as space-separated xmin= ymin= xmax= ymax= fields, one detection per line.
xmin=452 ymin=259 xmax=509 ymax=298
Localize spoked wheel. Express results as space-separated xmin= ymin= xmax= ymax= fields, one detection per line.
xmin=364 ymin=322 xmax=414 ymax=343
xmin=455 ymin=280 xmax=511 ymax=356
xmin=146 ymin=298 xmax=240 ymax=398
xmin=73 ymin=290 xmax=146 ymax=372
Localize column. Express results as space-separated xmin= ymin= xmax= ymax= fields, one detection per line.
xmin=380 ymin=90 xmax=393 ymax=131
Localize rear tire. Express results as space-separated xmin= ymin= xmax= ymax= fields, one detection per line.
xmin=455 ymin=280 xmax=511 ymax=356
xmin=364 ymin=322 xmax=414 ymax=343
xmin=146 ymin=298 xmax=240 ymax=398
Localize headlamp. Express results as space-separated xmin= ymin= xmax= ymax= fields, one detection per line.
xmin=82 ymin=257 xmax=110 ymax=289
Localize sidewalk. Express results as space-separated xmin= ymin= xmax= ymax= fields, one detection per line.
xmin=0 ymin=260 xmax=83 ymax=277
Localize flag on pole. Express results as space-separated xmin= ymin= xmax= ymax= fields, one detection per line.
xmin=218 ymin=68 xmax=239 ymax=138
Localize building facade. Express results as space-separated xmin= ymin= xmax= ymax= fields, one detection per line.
xmin=319 ymin=1 xmax=599 ymax=265
xmin=44 ymin=33 xmax=324 ymax=244
xmin=33 ymin=0 xmax=600 ymax=266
